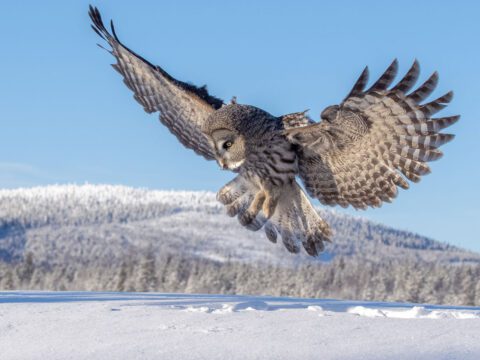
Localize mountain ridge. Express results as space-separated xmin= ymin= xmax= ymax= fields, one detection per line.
xmin=0 ymin=184 xmax=478 ymax=266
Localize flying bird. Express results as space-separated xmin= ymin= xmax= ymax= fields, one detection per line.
xmin=89 ymin=6 xmax=459 ymax=256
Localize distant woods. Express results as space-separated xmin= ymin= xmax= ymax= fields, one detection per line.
xmin=1 ymin=251 xmax=480 ymax=306
xmin=1 ymin=185 xmax=479 ymax=307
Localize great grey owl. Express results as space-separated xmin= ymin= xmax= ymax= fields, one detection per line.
xmin=89 ymin=6 xmax=459 ymax=256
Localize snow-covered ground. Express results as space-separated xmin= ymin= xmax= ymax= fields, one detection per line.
xmin=1 ymin=292 xmax=480 ymax=360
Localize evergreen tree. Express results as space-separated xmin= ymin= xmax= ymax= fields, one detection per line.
xmin=18 ymin=252 xmax=35 ymax=285
xmin=116 ymin=261 xmax=128 ymax=292
xmin=137 ymin=247 xmax=157 ymax=292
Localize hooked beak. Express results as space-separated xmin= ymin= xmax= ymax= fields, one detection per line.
xmin=218 ymin=159 xmax=229 ymax=170
xmin=218 ymin=159 xmax=245 ymax=172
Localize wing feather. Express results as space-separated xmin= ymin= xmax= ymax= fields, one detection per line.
xmin=286 ymin=60 xmax=458 ymax=209
xmin=89 ymin=6 xmax=223 ymax=160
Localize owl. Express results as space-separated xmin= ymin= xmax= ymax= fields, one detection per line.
xmin=89 ymin=7 xmax=459 ymax=256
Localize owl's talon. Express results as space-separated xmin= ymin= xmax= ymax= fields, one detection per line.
xmin=217 ymin=176 xmax=247 ymax=205
xmin=245 ymin=218 xmax=264 ymax=231
xmin=217 ymin=190 xmax=230 ymax=204
xmin=217 ymin=186 xmax=237 ymax=205
xmin=239 ymin=210 xmax=255 ymax=226
xmin=264 ymin=222 xmax=277 ymax=243
xmin=226 ymin=200 xmax=242 ymax=217
xmin=262 ymin=194 xmax=278 ymax=219
xmin=237 ymin=190 xmax=267 ymax=227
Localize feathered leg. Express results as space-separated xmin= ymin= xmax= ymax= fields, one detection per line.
xmin=217 ymin=174 xmax=331 ymax=256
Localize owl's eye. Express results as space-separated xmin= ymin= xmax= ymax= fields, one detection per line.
xmin=223 ymin=141 xmax=233 ymax=149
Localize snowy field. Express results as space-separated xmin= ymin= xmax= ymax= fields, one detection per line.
xmin=1 ymin=292 xmax=480 ymax=359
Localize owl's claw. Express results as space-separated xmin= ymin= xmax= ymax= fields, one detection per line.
xmin=217 ymin=182 xmax=241 ymax=205
xmin=239 ymin=210 xmax=256 ymax=226
xmin=259 ymin=186 xmax=280 ymax=219
xmin=238 ymin=190 xmax=266 ymax=225
xmin=240 ymin=188 xmax=278 ymax=220
xmin=225 ymin=200 xmax=242 ymax=217
xmin=238 ymin=209 xmax=265 ymax=231
xmin=217 ymin=176 xmax=278 ymax=231
xmin=217 ymin=188 xmax=233 ymax=205
xmin=262 ymin=193 xmax=278 ymax=219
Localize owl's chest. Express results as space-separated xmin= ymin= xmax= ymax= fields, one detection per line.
xmin=244 ymin=137 xmax=297 ymax=186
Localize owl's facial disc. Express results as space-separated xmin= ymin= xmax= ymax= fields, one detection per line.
xmin=210 ymin=128 xmax=246 ymax=171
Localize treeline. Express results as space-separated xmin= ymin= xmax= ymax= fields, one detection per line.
xmin=2 ymin=251 xmax=479 ymax=306
xmin=0 ymin=185 xmax=219 ymax=231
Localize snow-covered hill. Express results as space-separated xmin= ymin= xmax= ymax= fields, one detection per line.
xmin=1 ymin=291 xmax=480 ymax=360
xmin=0 ymin=184 xmax=478 ymax=266
xmin=2 ymin=185 xmax=479 ymax=306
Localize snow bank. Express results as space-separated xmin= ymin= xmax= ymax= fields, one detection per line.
xmin=348 ymin=305 xmax=480 ymax=319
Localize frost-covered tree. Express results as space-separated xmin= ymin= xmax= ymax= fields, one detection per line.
xmin=17 ymin=252 xmax=35 ymax=285
xmin=0 ymin=184 xmax=479 ymax=306
xmin=137 ymin=247 xmax=157 ymax=292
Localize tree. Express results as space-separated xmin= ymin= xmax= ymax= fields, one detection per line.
xmin=137 ymin=247 xmax=157 ymax=292
xmin=17 ymin=252 xmax=35 ymax=285
xmin=116 ymin=261 xmax=128 ymax=292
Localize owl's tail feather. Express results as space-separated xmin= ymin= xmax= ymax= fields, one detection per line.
xmin=267 ymin=181 xmax=331 ymax=256
xmin=217 ymin=175 xmax=331 ymax=256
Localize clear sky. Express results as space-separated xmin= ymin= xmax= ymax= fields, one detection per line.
xmin=1 ymin=0 xmax=479 ymax=251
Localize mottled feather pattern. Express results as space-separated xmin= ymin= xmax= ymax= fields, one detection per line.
xmin=281 ymin=111 xmax=315 ymax=129
xmin=287 ymin=59 xmax=458 ymax=210
xmin=246 ymin=137 xmax=297 ymax=187
xmin=217 ymin=172 xmax=331 ymax=257
xmin=89 ymin=6 xmax=222 ymax=160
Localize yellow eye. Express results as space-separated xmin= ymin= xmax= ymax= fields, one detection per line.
xmin=223 ymin=141 xmax=233 ymax=149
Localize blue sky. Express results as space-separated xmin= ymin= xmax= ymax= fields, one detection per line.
xmin=1 ymin=0 xmax=479 ymax=251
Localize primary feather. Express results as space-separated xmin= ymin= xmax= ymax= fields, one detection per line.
xmin=286 ymin=60 xmax=458 ymax=210
xmin=89 ymin=5 xmax=223 ymax=160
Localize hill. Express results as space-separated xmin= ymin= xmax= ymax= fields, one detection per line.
xmin=0 ymin=185 xmax=479 ymax=305
xmin=0 ymin=184 xmax=478 ymax=265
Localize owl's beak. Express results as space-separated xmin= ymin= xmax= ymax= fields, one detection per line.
xmin=218 ymin=159 xmax=228 ymax=170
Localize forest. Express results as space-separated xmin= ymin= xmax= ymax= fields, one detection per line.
xmin=1 ymin=250 xmax=480 ymax=306
xmin=1 ymin=185 xmax=479 ymax=306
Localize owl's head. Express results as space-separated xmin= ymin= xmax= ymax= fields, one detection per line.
xmin=209 ymin=127 xmax=246 ymax=170
xmin=203 ymin=104 xmax=277 ymax=171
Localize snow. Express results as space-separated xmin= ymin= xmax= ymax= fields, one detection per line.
xmin=347 ymin=305 xmax=480 ymax=319
xmin=1 ymin=292 xmax=480 ymax=360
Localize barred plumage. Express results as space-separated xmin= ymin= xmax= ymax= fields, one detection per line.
xmin=286 ymin=60 xmax=458 ymax=210
xmin=89 ymin=6 xmax=222 ymax=161
xmin=90 ymin=7 xmax=459 ymax=257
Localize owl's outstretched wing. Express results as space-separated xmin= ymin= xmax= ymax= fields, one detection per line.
xmin=89 ymin=6 xmax=223 ymax=160
xmin=287 ymin=60 xmax=459 ymax=209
